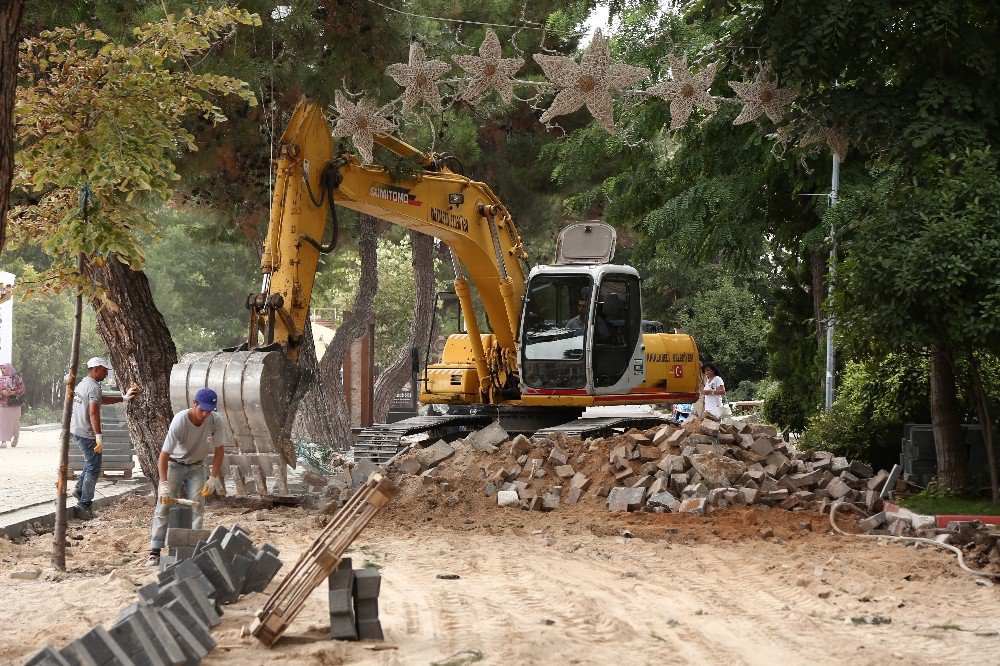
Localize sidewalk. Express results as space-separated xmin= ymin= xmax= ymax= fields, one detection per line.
xmin=0 ymin=425 xmax=149 ymax=538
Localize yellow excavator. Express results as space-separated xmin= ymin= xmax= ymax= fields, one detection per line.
xmin=170 ymin=98 xmax=700 ymax=492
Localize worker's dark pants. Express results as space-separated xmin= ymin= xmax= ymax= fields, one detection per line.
xmin=71 ymin=434 xmax=101 ymax=508
xmin=149 ymin=459 xmax=206 ymax=550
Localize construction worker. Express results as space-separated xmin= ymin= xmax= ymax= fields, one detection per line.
xmin=146 ymin=387 xmax=229 ymax=567
xmin=70 ymin=357 xmax=139 ymax=520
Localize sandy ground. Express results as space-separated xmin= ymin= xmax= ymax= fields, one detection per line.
xmin=1 ymin=490 xmax=999 ymax=666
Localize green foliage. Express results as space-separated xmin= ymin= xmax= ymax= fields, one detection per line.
xmin=675 ymin=276 xmax=767 ymax=390
xmin=799 ymin=356 xmax=931 ymax=470
xmin=1 ymin=257 xmax=107 ymax=409
xmin=10 ymin=6 xmax=259 ymax=300
xmin=898 ymin=487 xmax=1000 ymax=517
xmin=761 ymin=255 xmax=823 ymax=431
xmin=832 ymin=149 xmax=1000 ymax=357
xmin=143 ymin=208 xmax=259 ymax=355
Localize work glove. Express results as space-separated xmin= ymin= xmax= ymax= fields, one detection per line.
xmin=123 ymin=386 xmax=140 ymax=402
xmin=157 ymin=483 xmax=175 ymax=506
xmin=201 ymin=474 xmax=225 ymax=497
xmin=94 ymin=434 xmax=103 ymax=454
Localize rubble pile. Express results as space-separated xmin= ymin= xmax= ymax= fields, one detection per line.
xmin=390 ymin=414 xmax=926 ymax=535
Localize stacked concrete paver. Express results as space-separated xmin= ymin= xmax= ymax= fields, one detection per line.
xmin=327 ymin=558 xmax=385 ymax=641
xmin=24 ymin=525 xmax=284 ymax=666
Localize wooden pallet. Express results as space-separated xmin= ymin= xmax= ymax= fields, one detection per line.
xmin=250 ymin=472 xmax=397 ymax=646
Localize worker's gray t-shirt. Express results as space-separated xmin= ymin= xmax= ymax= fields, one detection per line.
xmin=70 ymin=376 xmax=103 ymax=439
xmin=161 ymin=410 xmax=231 ymax=464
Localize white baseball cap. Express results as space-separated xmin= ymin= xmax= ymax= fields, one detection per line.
xmin=87 ymin=357 xmax=110 ymax=369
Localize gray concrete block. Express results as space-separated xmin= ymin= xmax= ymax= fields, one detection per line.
xmin=190 ymin=547 xmax=236 ymax=602
xmin=107 ymin=613 xmax=172 ymax=666
xmin=132 ymin=606 xmax=187 ymax=666
xmin=353 ymin=568 xmax=382 ymax=599
xmin=161 ymin=578 xmax=221 ymax=627
xmin=203 ymin=525 xmax=230 ymax=546
xmin=158 ymin=606 xmax=215 ymax=663
xmin=137 ymin=582 xmax=160 ymax=604
xmin=328 ymin=558 xmax=357 ymax=640
xmin=259 ymin=543 xmax=280 ymax=558
xmin=24 ymin=645 xmax=72 ymax=666
xmin=329 ymin=613 xmax=359 ymax=641
xmin=355 ymin=618 xmax=384 ymax=641
xmin=607 ymin=486 xmax=645 ymax=512
xmin=221 ymin=529 xmax=254 ymax=561
xmin=59 ymin=625 xmax=135 ymax=666
xmin=167 ymin=505 xmax=193 ymax=530
xmin=242 ymin=549 xmax=283 ymax=594
xmin=354 ymin=597 xmax=379 ymax=622
xmin=223 ymin=553 xmax=254 ymax=603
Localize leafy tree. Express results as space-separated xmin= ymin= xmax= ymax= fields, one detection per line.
xmin=831 ymin=149 xmax=1000 ymax=494
xmin=143 ymin=208 xmax=259 ymax=355
xmin=10 ymin=7 xmax=260 ymax=482
xmin=675 ymin=275 xmax=768 ymax=390
xmin=0 ymin=0 xmax=23 ymax=253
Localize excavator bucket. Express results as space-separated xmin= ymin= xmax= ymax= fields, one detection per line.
xmin=170 ymin=349 xmax=296 ymax=496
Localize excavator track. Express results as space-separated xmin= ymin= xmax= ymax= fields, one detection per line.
xmin=353 ymin=414 xmax=494 ymax=463
xmin=353 ymin=413 xmax=670 ymax=463
xmin=533 ymin=415 xmax=670 ymax=440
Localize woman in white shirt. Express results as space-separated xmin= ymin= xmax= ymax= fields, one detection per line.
xmin=701 ymin=363 xmax=726 ymax=418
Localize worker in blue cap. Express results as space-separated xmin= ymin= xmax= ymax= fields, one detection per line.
xmin=146 ymin=387 xmax=231 ymax=567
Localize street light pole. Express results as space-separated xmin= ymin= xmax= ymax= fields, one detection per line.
xmin=824 ymin=153 xmax=840 ymax=412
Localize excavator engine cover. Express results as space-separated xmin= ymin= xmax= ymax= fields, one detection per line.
xmin=556 ymin=221 xmax=617 ymax=265
xmin=170 ymin=350 xmax=296 ymax=495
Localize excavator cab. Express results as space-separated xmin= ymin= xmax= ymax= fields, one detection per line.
xmin=519 ymin=265 xmax=645 ymax=395
xmin=519 ymin=222 xmax=646 ymax=396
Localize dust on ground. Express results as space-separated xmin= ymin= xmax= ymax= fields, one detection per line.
xmin=2 ymin=489 xmax=1000 ymax=666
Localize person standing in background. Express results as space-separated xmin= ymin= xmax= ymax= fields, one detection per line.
xmin=701 ymin=362 xmax=727 ymax=419
xmin=0 ymin=363 xmax=25 ymax=448
xmin=70 ymin=357 xmax=138 ymax=519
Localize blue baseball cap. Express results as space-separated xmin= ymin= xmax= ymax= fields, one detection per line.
xmin=194 ymin=388 xmax=218 ymax=411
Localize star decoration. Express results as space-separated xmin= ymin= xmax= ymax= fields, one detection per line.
xmin=452 ymin=28 xmax=524 ymax=104
xmin=532 ymin=30 xmax=650 ymax=133
xmin=386 ymin=42 xmax=452 ymax=113
xmin=331 ymin=91 xmax=395 ymax=164
xmin=647 ymin=55 xmax=718 ymax=130
xmin=728 ymin=63 xmax=797 ymax=125
xmin=799 ymin=124 xmax=850 ymax=161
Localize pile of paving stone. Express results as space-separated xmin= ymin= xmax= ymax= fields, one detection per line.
xmin=392 ymin=415 xmax=907 ymax=526
xmin=25 ymin=522 xmax=283 ymax=666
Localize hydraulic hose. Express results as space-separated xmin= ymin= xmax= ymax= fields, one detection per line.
xmin=829 ymin=500 xmax=1000 ymax=580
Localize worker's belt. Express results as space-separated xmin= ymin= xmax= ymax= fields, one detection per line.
xmin=169 ymin=458 xmax=202 ymax=467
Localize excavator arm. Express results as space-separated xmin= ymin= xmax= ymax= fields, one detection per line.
xmin=169 ymin=98 xmax=529 ymax=490
xmin=259 ymin=98 xmax=528 ymax=395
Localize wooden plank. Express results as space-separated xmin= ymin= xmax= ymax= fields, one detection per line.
xmin=251 ymin=472 xmax=397 ymax=646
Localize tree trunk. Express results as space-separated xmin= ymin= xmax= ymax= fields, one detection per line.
xmin=291 ymin=314 xmax=340 ymax=445
xmin=929 ymin=345 xmax=967 ymax=492
xmin=968 ymin=351 xmax=998 ymax=505
xmin=0 ymin=0 xmax=23 ymax=256
xmin=88 ymin=258 xmax=178 ymax=485
xmin=310 ymin=214 xmax=380 ymax=451
xmin=810 ymin=247 xmax=826 ymax=348
xmin=373 ymin=231 xmax=435 ymax=422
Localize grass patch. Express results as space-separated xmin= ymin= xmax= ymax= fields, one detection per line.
xmin=897 ymin=488 xmax=1000 ymax=517
xmin=431 ymin=649 xmax=484 ymax=666
xmin=362 ymin=560 xmax=382 ymax=569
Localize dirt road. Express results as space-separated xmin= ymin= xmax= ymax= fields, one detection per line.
xmin=1 ymin=494 xmax=998 ymax=665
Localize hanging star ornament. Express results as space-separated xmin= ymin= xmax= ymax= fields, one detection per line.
xmin=386 ymin=42 xmax=452 ymax=113
xmin=452 ymin=28 xmax=524 ymax=104
xmin=647 ymin=55 xmax=718 ymax=130
xmin=331 ymin=91 xmax=395 ymax=164
xmin=799 ymin=124 xmax=850 ymax=161
xmin=728 ymin=63 xmax=798 ymax=125
xmin=533 ymin=30 xmax=650 ymax=133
